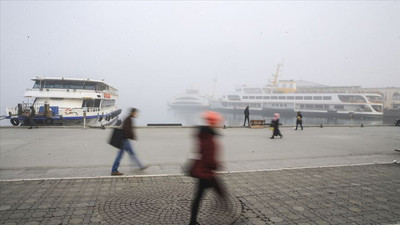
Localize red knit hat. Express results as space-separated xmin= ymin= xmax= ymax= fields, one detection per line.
xmin=202 ymin=111 xmax=223 ymax=126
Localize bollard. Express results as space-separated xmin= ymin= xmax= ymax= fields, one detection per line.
xmin=223 ymin=125 xmax=226 ymax=129
xmin=361 ymin=124 xmax=364 ymax=127
xmin=320 ymin=124 xmax=323 ymax=128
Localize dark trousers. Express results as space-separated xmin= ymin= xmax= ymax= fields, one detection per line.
xmin=295 ymin=122 xmax=303 ymax=130
xmin=189 ymin=178 xmax=225 ymax=225
xmin=243 ymin=116 xmax=250 ymax=126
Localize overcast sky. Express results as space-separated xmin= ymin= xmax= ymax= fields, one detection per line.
xmin=1 ymin=1 xmax=399 ymax=124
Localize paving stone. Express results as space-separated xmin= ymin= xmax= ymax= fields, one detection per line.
xmin=0 ymin=164 xmax=399 ymax=225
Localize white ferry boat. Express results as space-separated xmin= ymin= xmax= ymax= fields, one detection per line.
xmin=168 ymin=89 xmax=210 ymax=110
xmin=5 ymin=77 xmax=122 ymax=126
xmin=212 ymin=66 xmax=384 ymax=119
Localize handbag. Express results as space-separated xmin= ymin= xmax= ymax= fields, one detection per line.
xmin=109 ymin=128 xmax=126 ymax=149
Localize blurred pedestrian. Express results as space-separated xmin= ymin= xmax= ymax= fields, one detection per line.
xmin=295 ymin=111 xmax=303 ymax=130
xmin=270 ymin=113 xmax=283 ymax=139
xmin=111 ymin=108 xmax=148 ymax=175
xmin=189 ymin=111 xmax=226 ymax=225
xmin=28 ymin=106 xmax=38 ymax=129
xmin=243 ymin=106 xmax=250 ymax=126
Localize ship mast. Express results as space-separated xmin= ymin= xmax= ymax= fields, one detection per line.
xmin=272 ymin=64 xmax=282 ymax=88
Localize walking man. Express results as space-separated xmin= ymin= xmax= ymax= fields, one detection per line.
xmin=111 ymin=108 xmax=148 ymax=175
xmin=28 ymin=106 xmax=38 ymax=129
xmin=295 ymin=111 xmax=303 ymax=130
xmin=243 ymin=106 xmax=250 ymax=126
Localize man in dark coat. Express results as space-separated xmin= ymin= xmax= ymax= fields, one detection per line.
xmin=28 ymin=106 xmax=38 ymax=129
xmin=243 ymin=106 xmax=250 ymax=126
xmin=111 ymin=108 xmax=148 ymax=175
xmin=189 ymin=111 xmax=226 ymax=225
xmin=295 ymin=111 xmax=303 ymax=130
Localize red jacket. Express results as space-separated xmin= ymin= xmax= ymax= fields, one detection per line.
xmin=190 ymin=126 xmax=219 ymax=179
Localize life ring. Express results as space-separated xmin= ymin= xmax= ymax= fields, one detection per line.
xmin=45 ymin=118 xmax=53 ymax=124
xmin=10 ymin=118 xmax=20 ymax=126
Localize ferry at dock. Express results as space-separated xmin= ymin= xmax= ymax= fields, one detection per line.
xmin=5 ymin=77 xmax=122 ymax=126
xmin=211 ymin=66 xmax=384 ymax=119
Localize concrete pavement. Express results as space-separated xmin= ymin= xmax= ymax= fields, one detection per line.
xmin=0 ymin=126 xmax=399 ymax=180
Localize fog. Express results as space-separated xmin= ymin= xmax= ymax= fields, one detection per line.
xmin=1 ymin=1 xmax=399 ymax=125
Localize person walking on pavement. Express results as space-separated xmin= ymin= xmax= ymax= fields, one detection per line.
xmin=270 ymin=113 xmax=283 ymax=139
xmin=295 ymin=111 xmax=303 ymax=130
xmin=189 ymin=111 xmax=226 ymax=225
xmin=243 ymin=106 xmax=250 ymax=127
xmin=28 ymin=106 xmax=38 ymax=129
xmin=111 ymin=108 xmax=148 ymax=175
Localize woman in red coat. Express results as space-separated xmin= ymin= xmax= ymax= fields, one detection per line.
xmin=189 ymin=111 xmax=225 ymax=225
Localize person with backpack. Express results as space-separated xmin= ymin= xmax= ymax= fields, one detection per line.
xmin=111 ymin=108 xmax=148 ymax=175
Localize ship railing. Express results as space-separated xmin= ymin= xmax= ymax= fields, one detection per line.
xmin=6 ymin=103 xmax=46 ymax=117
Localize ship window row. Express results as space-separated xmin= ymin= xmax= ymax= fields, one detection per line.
xmin=242 ymin=96 xmax=332 ymax=100
xmin=82 ymin=99 xmax=115 ymax=108
xmin=102 ymin=99 xmax=115 ymax=108
xmin=34 ymin=80 xmax=109 ymax=91
xmin=222 ymin=102 xmax=262 ymax=108
xmin=297 ymin=104 xmax=373 ymax=112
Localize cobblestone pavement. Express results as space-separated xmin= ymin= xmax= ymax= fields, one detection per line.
xmin=1 ymin=164 xmax=399 ymax=225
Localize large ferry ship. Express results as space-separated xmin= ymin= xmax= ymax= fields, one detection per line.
xmin=5 ymin=77 xmax=122 ymax=126
xmin=211 ymin=66 xmax=384 ymax=119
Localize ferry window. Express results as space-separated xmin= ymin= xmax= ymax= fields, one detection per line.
xmin=323 ymin=96 xmax=332 ymax=100
xmin=334 ymin=105 xmax=344 ymax=110
xmin=300 ymin=104 xmax=305 ymax=109
xmin=65 ymin=81 xmax=84 ymax=89
xmin=243 ymin=96 xmax=249 ymax=99
xmin=228 ymin=95 xmax=241 ymax=101
xmin=82 ymin=99 xmax=95 ymax=107
xmin=366 ymin=95 xmax=383 ymax=103
xmin=338 ymin=95 xmax=366 ymax=103
xmin=304 ymin=96 xmax=312 ymax=100
xmin=256 ymin=96 xmax=262 ymax=99
xmin=95 ymin=99 xmax=101 ymax=107
xmin=279 ymin=96 xmax=286 ymax=100
xmin=313 ymin=96 xmax=322 ymax=100
xmin=257 ymin=103 xmax=261 ymax=107
xmin=315 ymin=104 xmax=323 ymax=109
xmin=271 ymin=96 xmax=278 ymax=100
xmin=371 ymin=105 xmax=383 ymax=112
xmin=393 ymin=93 xmax=400 ymax=100
xmin=83 ymin=82 xmax=95 ymax=90
xmin=287 ymin=96 xmax=294 ymax=100
xmin=323 ymin=105 xmax=330 ymax=109
xmin=263 ymin=96 xmax=270 ymax=99
xmin=33 ymin=81 xmax=42 ymax=89
xmin=249 ymin=96 xmax=255 ymax=99
xmin=44 ymin=80 xmax=64 ymax=89
xmin=305 ymin=104 xmax=313 ymax=109
xmin=295 ymin=96 xmax=303 ymax=100
xmin=244 ymin=88 xmax=262 ymax=94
